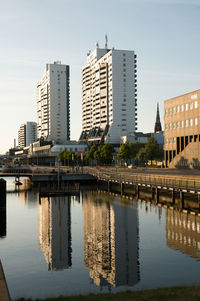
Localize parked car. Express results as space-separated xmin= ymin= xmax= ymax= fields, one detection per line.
xmin=128 ymin=164 xmax=136 ymax=169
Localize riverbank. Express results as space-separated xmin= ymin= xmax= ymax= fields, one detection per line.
xmin=15 ymin=285 xmax=200 ymax=301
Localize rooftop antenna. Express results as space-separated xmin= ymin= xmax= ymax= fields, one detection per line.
xmin=105 ymin=34 xmax=108 ymax=49
xmin=96 ymin=41 xmax=99 ymax=48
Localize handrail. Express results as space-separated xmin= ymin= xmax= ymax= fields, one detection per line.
xmin=84 ymin=167 xmax=200 ymax=191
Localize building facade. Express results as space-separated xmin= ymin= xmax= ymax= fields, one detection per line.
xmin=37 ymin=61 xmax=70 ymax=144
xmin=18 ymin=123 xmax=26 ymax=148
xmin=83 ymin=191 xmax=139 ymax=287
xmin=18 ymin=122 xmax=37 ymax=148
xmin=164 ymin=89 xmax=200 ymax=168
xmin=26 ymin=122 xmax=37 ymax=146
xmin=80 ymin=44 xmax=137 ymax=145
xmin=38 ymin=197 xmax=72 ymax=270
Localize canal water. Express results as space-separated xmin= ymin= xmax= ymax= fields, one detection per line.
xmin=1 ymin=179 xmax=200 ymax=299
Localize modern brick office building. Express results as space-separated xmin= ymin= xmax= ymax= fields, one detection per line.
xmin=164 ymin=89 xmax=200 ymax=168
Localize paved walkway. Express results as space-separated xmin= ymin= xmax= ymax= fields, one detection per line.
xmin=0 ymin=260 xmax=10 ymax=301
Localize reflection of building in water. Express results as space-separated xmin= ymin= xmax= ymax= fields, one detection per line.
xmin=166 ymin=209 xmax=200 ymax=258
xmin=0 ymin=208 xmax=6 ymax=238
xmin=18 ymin=189 xmax=37 ymax=207
xmin=38 ymin=197 xmax=72 ymax=270
xmin=83 ymin=192 xmax=139 ymax=287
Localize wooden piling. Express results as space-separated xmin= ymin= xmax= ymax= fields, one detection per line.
xmin=0 ymin=179 xmax=6 ymax=208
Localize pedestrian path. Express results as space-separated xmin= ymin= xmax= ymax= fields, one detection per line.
xmin=0 ymin=260 xmax=10 ymax=301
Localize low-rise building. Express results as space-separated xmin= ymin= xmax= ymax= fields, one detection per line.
xmin=28 ymin=139 xmax=88 ymax=166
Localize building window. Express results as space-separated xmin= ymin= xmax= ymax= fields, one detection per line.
xmin=185 ymin=103 xmax=188 ymax=111
xmin=176 ymin=121 xmax=180 ymax=128
xmin=181 ymin=104 xmax=184 ymax=112
xmin=189 ymin=119 xmax=193 ymax=126
xmin=173 ymin=122 xmax=175 ymax=129
xmin=166 ymin=138 xmax=168 ymax=144
xmin=169 ymin=123 xmax=172 ymax=129
xmin=165 ymin=109 xmax=168 ymax=115
xmin=195 ymin=117 xmax=198 ymax=125
xmin=176 ymin=105 xmax=180 ymax=113
xmin=185 ymin=119 xmax=188 ymax=127
xmin=194 ymin=101 xmax=198 ymax=109
xmin=165 ymin=124 xmax=168 ymax=130
xmin=173 ymin=137 xmax=176 ymax=144
xmin=173 ymin=107 xmax=176 ymax=114
xmin=189 ymin=102 xmax=193 ymax=110
xmin=181 ymin=120 xmax=184 ymax=128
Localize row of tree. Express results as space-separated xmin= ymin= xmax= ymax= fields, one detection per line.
xmin=58 ymin=137 xmax=163 ymax=166
xmin=118 ymin=138 xmax=163 ymax=164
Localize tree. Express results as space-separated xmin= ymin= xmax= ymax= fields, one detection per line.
xmin=144 ymin=137 xmax=163 ymax=165
xmin=58 ymin=150 xmax=74 ymax=165
xmin=117 ymin=142 xmax=133 ymax=161
xmin=136 ymin=147 xmax=146 ymax=161
xmin=94 ymin=145 xmax=103 ymax=162
xmin=131 ymin=142 xmax=144 ymax=158
xmin=100 ymin=143 xmax=115 ymax=164
xmin=58 ymin=150 xmax=65 ymax=164
xmin=85 ymin=144 xmax=98 ymax=161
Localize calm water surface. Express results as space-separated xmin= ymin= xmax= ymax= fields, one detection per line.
xmin=1 ymin=179 xmax=200 ymax=299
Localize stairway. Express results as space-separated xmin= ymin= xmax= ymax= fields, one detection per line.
xmin=169 ymin=140 xmax=200 ymax=168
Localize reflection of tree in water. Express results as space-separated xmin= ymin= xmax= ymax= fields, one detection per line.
xmin=83 ymin=191 xmax=140 ymax=288
xmin=38 ymin=196 xmax=72 ymax=270
xmin=0 ymin=208 xmax=6 ymax=238
xmin=166 ymin=209 xmax=200 ymax=259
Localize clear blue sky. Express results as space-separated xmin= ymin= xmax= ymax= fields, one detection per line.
xmin=1 ymin=0 xmax=200 ymax=153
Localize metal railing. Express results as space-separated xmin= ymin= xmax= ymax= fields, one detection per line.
xmin=84 ymin=167 xmax=200 ymax=191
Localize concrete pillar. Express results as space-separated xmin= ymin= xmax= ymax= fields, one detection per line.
xmin=152 ymin=187 xmax=155 ymax=200
xmin=136 ymin=185 xmax=140 ymax=198
xmin=198 ymin=193 xmax=200 ymax=210
xmin=172 ymin=189 xmax=175 ymax=205
xmin=0 ymin=208 xmax=6 ymax=238
xmin=180 ymin=191 xmax=184 ymax=209
xmin=121 ymin=183 xmax=124 ymax=195
xmin=0 ymin=179 xmax=6 ymax=239
xmin=108 ymin=181 xmax=111 ymax=192
xmin=0 ymin=179 xmax=6 ymax=208
xmin=155 ymin=187 xmax=159 ymax=204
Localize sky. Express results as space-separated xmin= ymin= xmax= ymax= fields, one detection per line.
xmin=0 ymin=0 xmax=200 ymax=153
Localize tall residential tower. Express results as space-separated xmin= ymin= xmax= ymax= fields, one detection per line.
xmin=18 ymin=121 xmax=37 ymax=148
xmin=37 ymin=62 xmax=70 ymax=144
xmin=80 ymin=42 xmax=137 ymax=144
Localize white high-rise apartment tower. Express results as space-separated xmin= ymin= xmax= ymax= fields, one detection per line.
xmin=37 ymin=62 xmax=70 ymax=144
xmin=18 ymin=122 xmax=37 ymax=148
xmin=80 ymin=41 xmax=137 ymax=144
